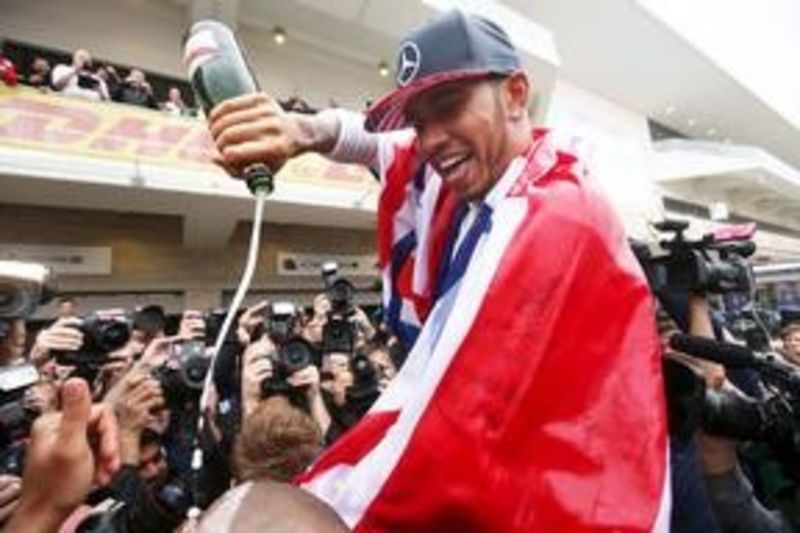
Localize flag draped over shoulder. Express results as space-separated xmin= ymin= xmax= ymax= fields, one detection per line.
xmin=299 ymin=129 xmax=671 ymax=532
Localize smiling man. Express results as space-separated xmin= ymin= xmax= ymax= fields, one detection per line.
xmin=208 ymin=9 xmax=669 ymax=531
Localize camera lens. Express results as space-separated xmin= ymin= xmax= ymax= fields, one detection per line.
xmin=280 ymin=339 xmax=311 ymax=373
xmin=95 ymin=321 xmax=131 ymax=353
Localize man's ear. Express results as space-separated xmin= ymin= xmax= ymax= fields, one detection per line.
xmin=503 ymin=72 xmax=530 ymax=121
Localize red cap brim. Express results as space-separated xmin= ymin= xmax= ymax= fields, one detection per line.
xmin=365 ymin=69 xmax=493 ymax=133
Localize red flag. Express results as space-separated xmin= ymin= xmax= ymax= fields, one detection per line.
xmin=300 ymin=130 xmax=670 ymax=531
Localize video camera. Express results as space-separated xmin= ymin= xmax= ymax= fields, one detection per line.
xmin=0 ymin=261 xmax=53 ymax=340
xmin=321 ymin=262 xmax=356 ymax=354
xmin=635 ymin=219 xmax=756 ymax=295
xmin=0 ymin=364 xmax=39 ymax=475
xmin=666 ymin=334 xmax=800 ymax=464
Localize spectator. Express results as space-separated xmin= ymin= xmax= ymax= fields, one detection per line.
xmin=25 ymin=56 xmax=51 ymax=89
xmin=779 ymin=323 xmax=800 ymax=366
xmin=362 ymin=340 xmax=397 ymax=391
xmin=0 ymin=54 xmax=18 ymax=87
xmin=51 ymin=48 xmax=109 ymax=101
xmin=161 ymin=86 xmax=188 ymax=116
xmin=95 ymin=63 xmax=122 ymax=101
xmin=0 ymin=318 xmax=26 ymax=367
xmin=118 ymin=68 xmax=157 ymax=109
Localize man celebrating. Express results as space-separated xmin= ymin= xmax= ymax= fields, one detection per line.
xmin=209 ymin=9 xmax=669 ymax=531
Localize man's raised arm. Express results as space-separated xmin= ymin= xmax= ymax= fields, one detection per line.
xmin=207 ymin=94 xmax=379 ymax=178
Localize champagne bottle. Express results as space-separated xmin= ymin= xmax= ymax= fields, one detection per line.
xmin=183 ymin=20 xmax=272 ymax=192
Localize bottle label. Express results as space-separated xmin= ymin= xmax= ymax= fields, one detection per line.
xmin=183 ymin=29 xmax=219 ymax=79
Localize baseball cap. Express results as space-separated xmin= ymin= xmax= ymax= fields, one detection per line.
xmin=365 ymin=9 xmax=521 ymax=133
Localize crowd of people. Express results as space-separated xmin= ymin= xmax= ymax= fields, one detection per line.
xmin=0 ymin=45 xmax=322 ymax=117
xmin=0 ymin=280 xmax=407 ymax=531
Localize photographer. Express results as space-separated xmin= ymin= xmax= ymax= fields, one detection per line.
xmin=684 ymin=294 xmax=794 ymax=532
xmin=117 ymin=69 xmax=158 ymax=109
xmin=51 ymin=49 xmax=109 ymax=101
xmin=241 ymin=335 xmax=331 ymax=437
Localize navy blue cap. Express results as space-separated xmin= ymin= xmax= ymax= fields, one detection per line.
xmin=365 ymin=9 xmax=521 ymax=132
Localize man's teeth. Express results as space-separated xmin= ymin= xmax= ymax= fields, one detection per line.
xmin=440 ymin=154 xmax=468 ymax=173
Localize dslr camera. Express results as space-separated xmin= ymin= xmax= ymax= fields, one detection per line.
xmin=152 ymin=340 xmax=210 ymax=406
xmin=53 ymin=314 xmax=132 ymax=370
xmin=321 ymin=262 xmax=357 ymax=354
xmin=0 ymin=364 xmax=39 ymax=475
xmin=260 ymin=302 xmax=316 ymax=400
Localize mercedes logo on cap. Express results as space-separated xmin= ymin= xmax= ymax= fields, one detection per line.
xmin=396 ymin=41 xmax=421 ymax=87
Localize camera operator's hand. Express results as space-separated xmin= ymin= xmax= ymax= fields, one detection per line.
xmin=288 ymin=365 xmax=322 ymax=400
xmin=288 ymin=365 xmax=331 ymax=436
xmin=349 ymin=306 xmax=376 ymax=342
xmin=30 ymin=317 xmax=83 ymax=366
xmin=237 ymin=300 xmax=270 ymax=346
xmin=0 ymin=475 xmax=21 ymax=526
xmin=135 ymin=335 xmax=178 ymax=372
xmin=209 ymin=93 xmax=333 ymax=178
xmin=5 ymin=378 xmax=120 ymax=533
xmin=179 ymin=310 xmax=206 ymax=341
xmin=313 ymin=294 xmax=331 ymax=321
xmin=322 ymin=353 xmax=354 ymax=408
xmin=241 ymin=337 xmax=276 ymax=418
xmin=112 ymin=372 xmax=164 ymax=466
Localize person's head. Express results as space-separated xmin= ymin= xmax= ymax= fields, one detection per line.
xmin=56 ymin=296 xmax=78 ymax=319
xmin=366 ymin=9 xmax=531 ymax=202
xmin=168 ymin=86 xmax=182 ymax=103
xmin=363 ymin=341 xmax=397 ymax=388
xmin=198 ymin=479 xmax=349 ymax=533
xmin=233 ymin=396 xmax=323 ymax=483
xmin=72 ymin=49 xmax=91 ymax=70
xmin=127 ymin=68 xmax=145 ymax=87
xmin=132 ymin=305 xmax=166 ymax=345
xmin=138 ymin=428 xmax=168 ymax=484
xmin=0 ymin=317 xmax=26 ymax=365
xmin=781 ymin=323 xmax=800 ymax=365
xmin=31 ymin=57 xmax=49 ymax=74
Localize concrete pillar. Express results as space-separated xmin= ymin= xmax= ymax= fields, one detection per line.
xmin=184 ymin=288 xmax=222 ymax=311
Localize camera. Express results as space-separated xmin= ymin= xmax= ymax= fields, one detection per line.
xmin=260 ymin=337 xmax=316 ymax=400
xmin=265 ymin=302 xmax=298 ymax=345
xmin=345 ymin=352 xmax=380 ymax=417
xmin=0 ymin=261 xmax=53 ymax=340
xmin=204 ymin=308 xmax=242 ymax=346
xmin=152 ymin=340 xmax=210 ymax=406
xmin=321 ymin=263 xmax=357 ymax=354
xmin=634 ymin=220 xmax=755 ymax=295
xmin=53 ymin=314 xmax=132 ymax=369
xmin=0 ymin=364 xmax=39 ymax=475
xmin=321 ymin=262 xmax=356 ymax=316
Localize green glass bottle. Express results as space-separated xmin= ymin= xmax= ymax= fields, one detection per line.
xmin=183 ymin=20 xmax=272 ymax=192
